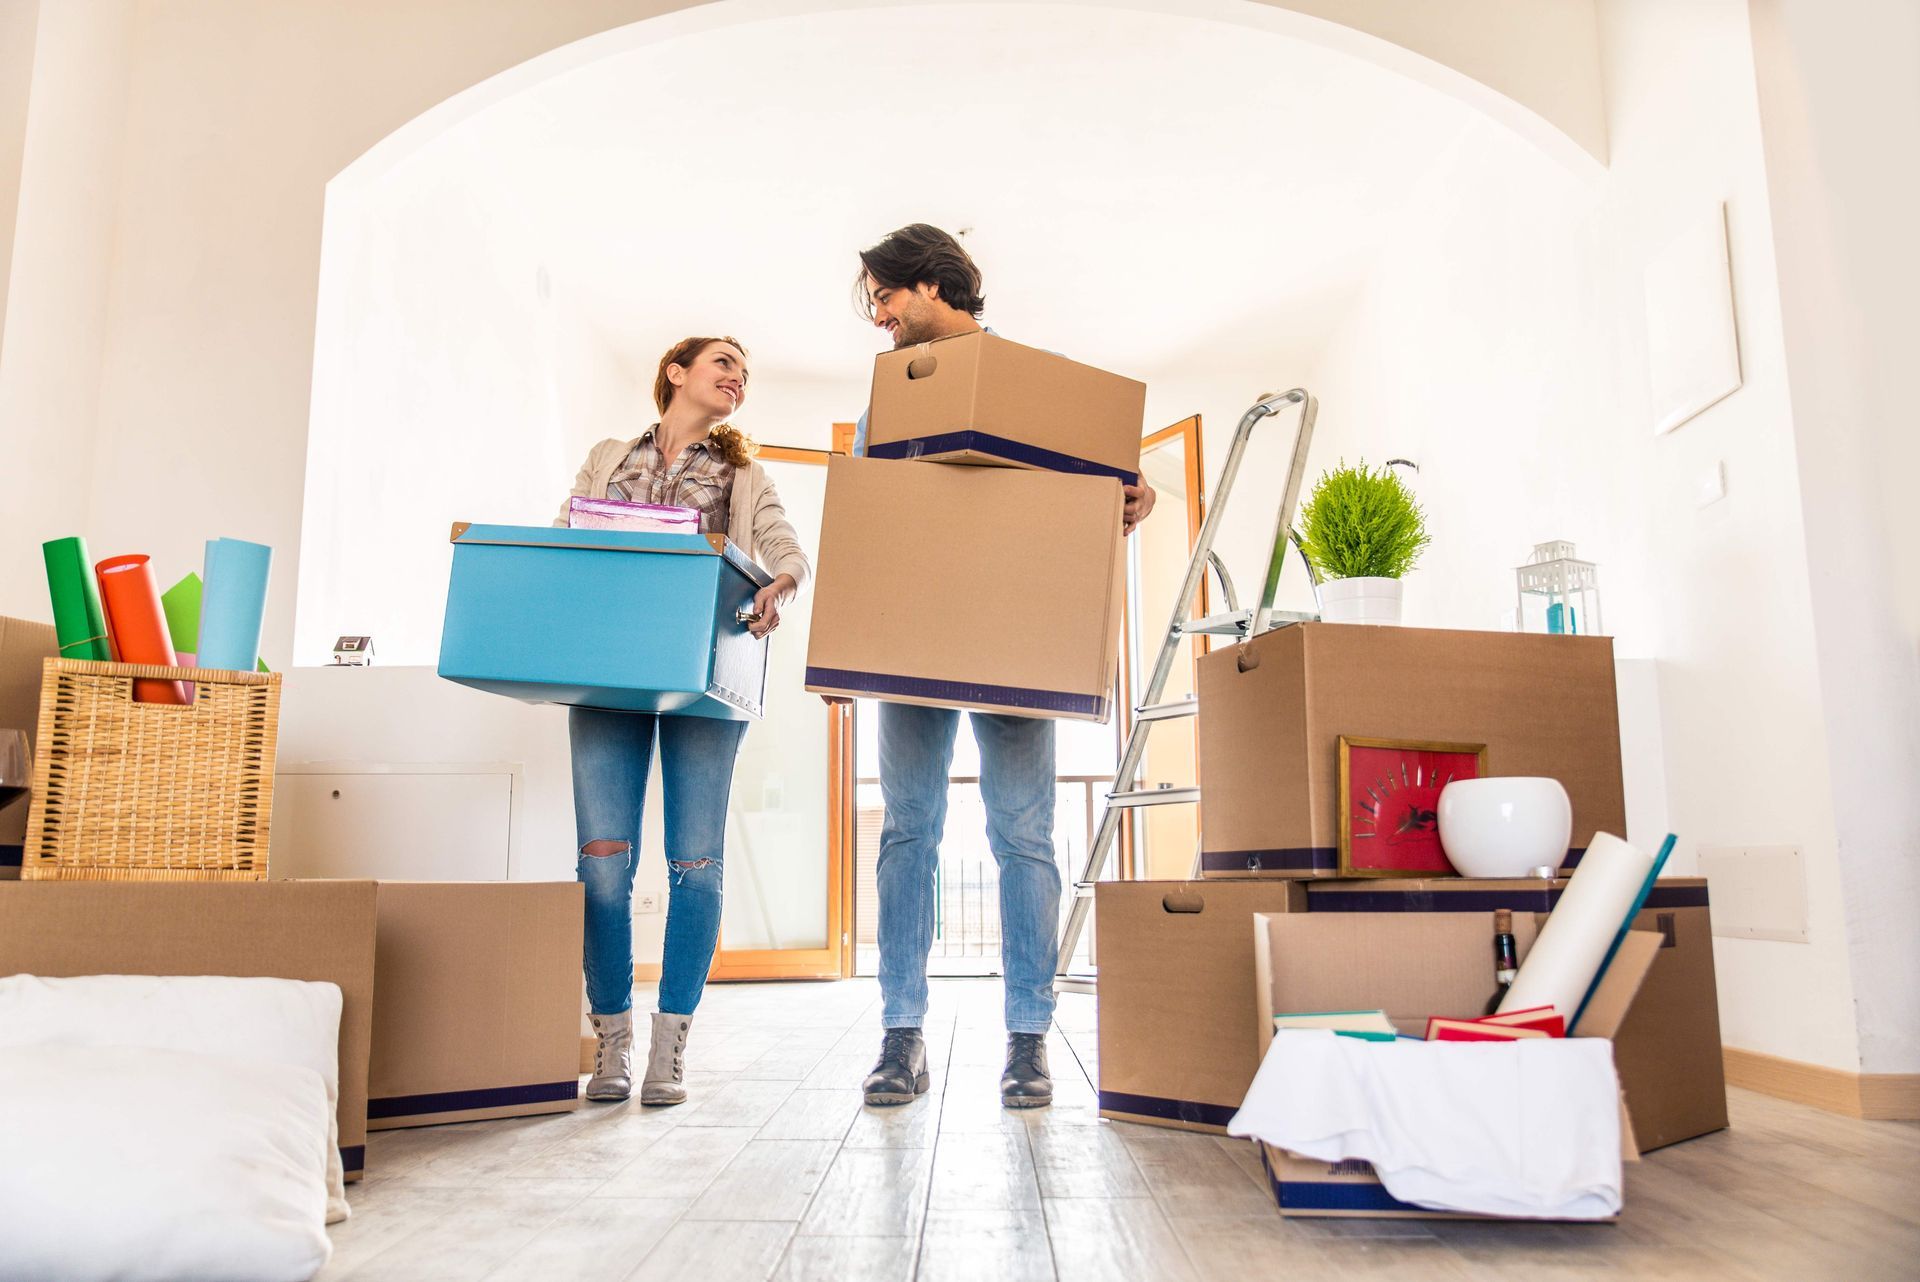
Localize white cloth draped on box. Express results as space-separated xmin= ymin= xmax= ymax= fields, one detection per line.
xmin=1228 ymin=1029 xmax=1626 ymax=1219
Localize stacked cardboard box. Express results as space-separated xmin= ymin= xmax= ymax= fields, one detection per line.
xmin=367 ymin=881 xmax=584 ymax=1129
xmin=1096 ymin=619 xmax=1724 ymax=1174
xmin=805 ymin=333 xmax=1146 ymax=722
xmin=1195 ymin=623 xmax=1626 ymax=877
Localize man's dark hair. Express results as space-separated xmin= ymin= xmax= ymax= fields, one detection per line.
xmin=854 ymin=224 xmax=986 ymax=319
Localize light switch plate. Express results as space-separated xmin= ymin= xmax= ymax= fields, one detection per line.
xmin=1697 ymin=844 xmax=1808 ymax=942
xmin=636 ymin=893 xmax=661 ymax=914
xmin=1696 ymin=461 xmax=1727 ymax=508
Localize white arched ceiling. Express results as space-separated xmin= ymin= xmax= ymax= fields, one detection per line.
xmin=299 ymin=1 xmax=1598 ymax=662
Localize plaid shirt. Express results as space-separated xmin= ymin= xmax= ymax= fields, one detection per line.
xmin=608 ymin=427 xmax=736 ymax=535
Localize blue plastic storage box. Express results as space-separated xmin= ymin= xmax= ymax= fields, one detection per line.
xmin=438 ymin=522 xmax=771 ymax=720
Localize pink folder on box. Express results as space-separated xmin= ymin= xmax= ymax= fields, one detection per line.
xmin=567 ymin=497 xmax=701 ymax=533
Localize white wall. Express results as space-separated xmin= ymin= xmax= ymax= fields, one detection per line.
xmin=2 ymin=0 xmax=1909 ymax=1073
xmin=298 ymin=132 xmax=645 ymax=665
xmin=1286 ymin=0 xmax=1864 ymax=1071
xmin=1748 ymin=0 xmax=1920 ymax=1074
xmin=0 ymin=0 xmax=43 ymax=356
xmin=0 ymin=0 xmax=134 ymax=616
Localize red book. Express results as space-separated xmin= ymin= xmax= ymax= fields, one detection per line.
xmin=1480 ymin=1007 xmax=1567 ymax=1037
xmin=1426 ymin=1017 xmax=1553 ymax=1042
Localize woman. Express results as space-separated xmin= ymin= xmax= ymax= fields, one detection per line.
xmin=556 ymin=335 xmax=809 ymax=1106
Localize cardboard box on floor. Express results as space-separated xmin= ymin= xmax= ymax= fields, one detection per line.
xmin=1250 ymin=910 xmax=1657 ymax=1219
xmin=0 ymin=879 xmax=378 ymax=1180
xmin=368 ymin=881 xmax=584 ymax=1129
xmin=1196 ymin=624 xmax=1625 ymax=878
xmin=804 ymin=457 xmax=1125 ymax=721
xmin=0 ymin=617 xmax=59 ymax=878
xmin=1094 ymin=879 xmax=1308 ymax=1132
xmin=1306 ymin=876 xmax=1727 ymax=1151
xmin=866 ymin=331 xmax=1146 ymax=483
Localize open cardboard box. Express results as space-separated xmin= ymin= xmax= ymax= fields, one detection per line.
xmin=1248 ymin=910 xmax=1659 ymax=1219
xmin=1305 ymin=877 xmax=1727 ymax=1151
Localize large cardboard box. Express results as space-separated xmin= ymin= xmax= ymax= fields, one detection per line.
xmin=0 ymin=617 xmax=59 ymax=876
xmin=805 ymin=457 xmax=1125 ymax=721
xmin=867 ymin=331 xmax=1145 ymax=483
xmin=367 ymin=881 xmax=584 ymax=1128
xmin=1251 ymin=910 xmax=1657 ymax=1218
xmin=1094 ymin=878 xmax=1308 ymax=1132
xmin=1197 ymin=624 xmax=1625 ymax=878
xmin=0 ymin=879 xmax=379 ymax=1180
xmin=440 ymin=525 xmax=770 ymax=720
xmin=1307 ymin=876 xmax=1727 ymax=1151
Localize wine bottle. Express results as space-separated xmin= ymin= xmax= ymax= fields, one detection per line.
xmin=1485 ymin=909 xmax=1519 ymax=1015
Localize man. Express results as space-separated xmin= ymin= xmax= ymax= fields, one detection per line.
xmin=837 ymin=224 xmax=1155 ymax=1109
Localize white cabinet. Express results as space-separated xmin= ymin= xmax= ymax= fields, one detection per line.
xmin=272 ymin=765 xmax=516 ymax=881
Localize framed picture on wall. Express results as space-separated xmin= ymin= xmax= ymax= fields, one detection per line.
xmin=1337 ymin=736 xmax=1488 ymax=878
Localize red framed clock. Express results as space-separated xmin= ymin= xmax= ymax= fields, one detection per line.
xmin=1337 ymin=736 xmax=1488 ymax=878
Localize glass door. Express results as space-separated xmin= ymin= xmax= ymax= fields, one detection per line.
xmin=708 ymin=446 xmax=852 ymax=980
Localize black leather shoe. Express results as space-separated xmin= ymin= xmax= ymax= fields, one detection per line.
xmin=862 ymin=1028 xmax=930 ymax=1106
xmin=1001 ymin=1032 xmax=1053 ymax=1109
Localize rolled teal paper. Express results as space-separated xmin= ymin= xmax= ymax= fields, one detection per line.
xmin=198 ymin=537 xmax=272 ymax=673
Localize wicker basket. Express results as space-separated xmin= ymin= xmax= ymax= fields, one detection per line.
xmin=23 ymin=658 xmax=279 ymax=881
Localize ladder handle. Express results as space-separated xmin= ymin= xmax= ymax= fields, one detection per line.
xmin=1140 ymin=389 xmax=1314 ymax=708
xmin=1207 ymin=551 xmax=1240 ymax=615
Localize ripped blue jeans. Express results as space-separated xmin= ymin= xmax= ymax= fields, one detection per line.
xmin=569 ymin=706 xmax=746 ymax=1017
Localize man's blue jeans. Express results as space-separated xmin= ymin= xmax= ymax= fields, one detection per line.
xmin=569 ymin=706 xmax=746 ymax=1018
xmin=876 ymin=702 xmax=1060 ymax=1035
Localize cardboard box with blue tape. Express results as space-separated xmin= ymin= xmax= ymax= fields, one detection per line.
xmin=867 ymin=331 xmax=1145 ymax=483
xmin=805 ymin=457 xmax=1125 ymax=721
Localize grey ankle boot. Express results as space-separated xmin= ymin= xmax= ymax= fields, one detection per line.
xmin=586 ymin=1010 xmax=633 ymax=1102
xmin=641 ymin=1012 xmax=692 ymax=1106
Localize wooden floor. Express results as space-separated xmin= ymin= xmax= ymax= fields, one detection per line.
xmin=319 ymin=978 xmax=1920 ymax=1282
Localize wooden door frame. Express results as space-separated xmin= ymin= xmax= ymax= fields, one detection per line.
xmin=1116 ymin=415 xmax=1208 ymax=879
xmin=706 ymin=440 xmax=855 ymax=981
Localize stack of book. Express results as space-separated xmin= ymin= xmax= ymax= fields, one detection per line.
xmin=1424 ymin=1006 xmax=1566 ymax=1042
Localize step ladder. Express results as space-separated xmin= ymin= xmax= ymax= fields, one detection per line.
xmin=1054 ymin=388 xmax=1319 ymax=994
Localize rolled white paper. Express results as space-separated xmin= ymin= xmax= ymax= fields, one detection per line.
xmin=1498 ymin=832 xmax=1653 ymax=1023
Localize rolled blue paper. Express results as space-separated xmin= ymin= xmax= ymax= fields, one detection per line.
xmin=198 ymin=537 xmax=272 ymax=672
xmin=1569 ymin=832 xmax=1677 ymax=1033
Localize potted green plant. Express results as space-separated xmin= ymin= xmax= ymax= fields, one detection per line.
xmin=1295 ymin=460 xmax=1429 ymax=625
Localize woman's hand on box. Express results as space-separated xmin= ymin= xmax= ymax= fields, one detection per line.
xmin=1122 ymin=481 xmax=1157 ymax=536
xmin=748 ymin=574 xmax=798 ymax=638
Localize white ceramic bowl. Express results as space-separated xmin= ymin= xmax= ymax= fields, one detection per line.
xmin=1436 ymin=776 xmax=1573 ymax=878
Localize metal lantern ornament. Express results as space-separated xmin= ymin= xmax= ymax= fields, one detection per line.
xmin=1515 ymin=541 xmax=1602 ymax=635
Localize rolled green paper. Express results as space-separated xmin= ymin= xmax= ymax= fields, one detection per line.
xmin=161 ymin=572 xmax=204 ymax=656
xmin=42 ymin=537 xmax=112 ymax=660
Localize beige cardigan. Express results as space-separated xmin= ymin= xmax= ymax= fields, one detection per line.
xmin=555 ymin=436 xmax=812 ymax=594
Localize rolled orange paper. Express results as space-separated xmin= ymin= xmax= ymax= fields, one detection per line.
xmin=95 ymin=554 xmax=191 ymax=705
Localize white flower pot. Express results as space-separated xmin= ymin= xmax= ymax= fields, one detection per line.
xmin=1314 ymin=576 xmax=1403 ymax=625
